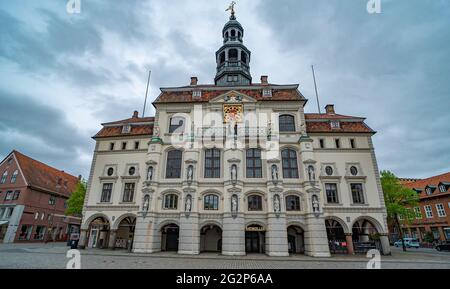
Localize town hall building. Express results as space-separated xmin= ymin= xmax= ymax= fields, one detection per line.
xmin=79 ymin=7 xmax=391 ymax=257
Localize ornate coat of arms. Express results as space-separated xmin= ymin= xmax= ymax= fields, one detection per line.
xmin=223 ymin=104 xmax=243 ymax=123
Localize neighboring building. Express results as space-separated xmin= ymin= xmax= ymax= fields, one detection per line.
xmin=394 ymin=172 xmax=450 ymax=242
xmin=79 ymin=9 xmax=391 ymax=256
xmin=0 ymin=150 xmax=81 ymax=243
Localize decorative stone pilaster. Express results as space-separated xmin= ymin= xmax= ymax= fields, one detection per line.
xmin=108 ymin=229 xmax=117 ymax=249
xmin=133 ymin=212 xmax=158 ymax=253
xmin=78 ymin=229 xmax=88 ymax=249
xmin=222 ymin=212 xmax=246 ymax=256
xmin=345 ymin=233 xmax=355 ymax=255
xmin=379 ymin=233 xmax=391 ymax=255
xmin=303 ymin=214 xmax=331 ymax=257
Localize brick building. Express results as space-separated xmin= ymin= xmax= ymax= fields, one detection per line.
xmin=0 ymin=150 xmax=81 ymax=243
xmin=393 ymin=172 xmax=450 ymax=243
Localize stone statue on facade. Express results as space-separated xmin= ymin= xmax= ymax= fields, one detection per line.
xmin=231 ymin=164 xmax=237 ymax=183
xmin=185 ymin=195 xmax=192 ymax=213
xmin=274 ymin=195 xmax=280 ymax=213
xmin=231 ymin=195 xmax=238 ymax=213
xmin=147 ymin=166 xmax=153 ymax=181
xmin=308 ymin=165 xmax=316 ymax=182
xmin=142 ymin=195 xmax=150 ymax=218
xmin=271 ymin=165 xmax=278 ymax=183
xmin=312 ymin=195 xmax=320 ymax=214
xmin=187 ymin=165 xmax=193 ymax=183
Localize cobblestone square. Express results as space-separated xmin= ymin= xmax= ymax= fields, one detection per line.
xmin=0 ymin=243 xmax=449 ymax=269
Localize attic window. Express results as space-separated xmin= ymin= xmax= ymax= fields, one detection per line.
xmin=439 ymin=184 xmax=447 ymax=193
xmin=262 ymin=88 xmax=272 ymax=97
xmin=122 ymin=124 xmax=131 ymax=134
xmin=426 ymin=186 xmax=436 ymax=195
xmin=193 ymin=90 xmax=202 ymax=98
xmin=330 ymin=121 xmax=340 ymax=129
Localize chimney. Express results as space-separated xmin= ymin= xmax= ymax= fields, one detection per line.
xmin=325 ymin=104 xmax=335 ymax=115
xmin=190 ymin=76 xmax=198 ymax=86
xmin=133 ymin=110 xmax=139 ymax=118
xmin=261 ymin=75 xmax=268 ymax=85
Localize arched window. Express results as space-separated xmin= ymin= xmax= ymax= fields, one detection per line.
xmin=238 ymin=31 xmax=242 ymax=39
xmin=225 ymin=32 xmax=229 ymax=38
xmin=204 ymin=149 xmax=220 ymax=178
xmin=1 ymin=171 xmax=7 ymax=184
xmin=166 ymin=150 xmax=182 ymax=178
xmin=219 ymin=51 xmax=225 ymax=64
xmin=241 ymin=51 xmax=247 ymax=64
xmin=169 ymin=116 xmax=185 ymax=133
xmin=204 ymin=194 xmax=219 ymax=210
xmin=286 ymin=195 xmax=300 ymax=211
xmin=231 ymin=29 xmax=236 ymax=37
xmin=279 ymin=115 xmax=295 ymax=132
xmin=11 ymin=170 xmax=18 ymax=183
xmin=164 ymin=194 xmax=178 ymax=209
xmin=248 ymin=195 xmax=263 ymax=211
xmin=228 ymin=49 xmax=238 ymax=60
xmin=246 ymin=149 xmax=262 ymax=178
xmin=281 ymin=149 xmax=299 ymax=178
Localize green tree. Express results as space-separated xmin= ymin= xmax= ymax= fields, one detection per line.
xmin=65 ymin=180 xmax=87 ymax=217
xmin=381 ymin=170 xmax=419 ymax=251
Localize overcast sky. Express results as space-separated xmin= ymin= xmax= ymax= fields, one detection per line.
xmin=0 ymin=0 xmax=449 ymax=179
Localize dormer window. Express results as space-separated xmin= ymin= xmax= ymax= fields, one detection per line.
xmin=262 ymin=88 xmax=272 ymax=97
xmin=330 ymin=121 xmax=340 ymax=129
xmin=192 ymin=90 xmax=202 ymax=98
xmin=425 ymin=186 xmax=437 ymax=195
xmin=439 ymin=183 xmax=449 ymax=193
xmin=122 ymin=124 xmax=131 ymax=134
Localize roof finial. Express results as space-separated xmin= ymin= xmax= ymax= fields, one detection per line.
xmin=226 ymin=1 xmax=236 ymax=20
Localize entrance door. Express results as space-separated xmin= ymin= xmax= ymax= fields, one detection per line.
xmin=245 ymin=231 xmax=260 ymax=253
xmin=88 ymin=228 xmax=99 ymax=248
xmin=165 ymin=227 xmax=179 ymax=251
xmin=288 ymin=235 xmax=296 ymax=254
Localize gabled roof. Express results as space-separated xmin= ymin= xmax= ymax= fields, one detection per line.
xmin=10 ymin=150 xmax=79 ymax=197
xmin=153 ymin=83 xmax=305 ymax=104
xmin=93 ymin=111 xmax=155 ymax=139
xmin=305 ymin=113 xmax=375 ymax=134
xmin=403 ymin=171 xmax=450 ymax=198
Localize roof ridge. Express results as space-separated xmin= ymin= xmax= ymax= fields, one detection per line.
xmin=13 ymin=150 xmax=78 ymax=181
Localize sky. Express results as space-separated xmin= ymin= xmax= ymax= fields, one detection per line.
xmin=0 ymin=0 xmax=449 ymax=179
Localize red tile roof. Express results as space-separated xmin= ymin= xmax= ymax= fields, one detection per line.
xmin=13 ymin=150 xmax=79 ymax=197
xmin=305 ymin=113 xmax=364 ymax=120
xmin=154 ymin=85 xmax=304 ymax=103
xmin=403 ymin=172 xmax=450 ymax=196
xmin=305 ymin=113 xmax=375 ymax=134
xmin=94 ymin=125 xmax=153 ymax=138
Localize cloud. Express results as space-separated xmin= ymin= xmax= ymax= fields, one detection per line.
xmin=0 ymin=0 xmax=449 ymax=179
xmin=0 ymin=89 xmax=92 ymax=176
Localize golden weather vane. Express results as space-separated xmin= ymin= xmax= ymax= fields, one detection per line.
xmin=226 ymin=1 xmax=236 ymax=17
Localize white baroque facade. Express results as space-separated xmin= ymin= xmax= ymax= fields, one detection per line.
xmin=79 ymin=12 xmax=391 ymax=257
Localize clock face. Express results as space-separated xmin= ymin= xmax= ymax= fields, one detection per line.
xmin=223 ymin=104 xmax=243 ymax=123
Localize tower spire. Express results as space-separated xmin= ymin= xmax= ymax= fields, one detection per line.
xmin=226 ymin=1 xmax=237 ymax=20
xmin=215 ymin=3 xmax=252 ymax=86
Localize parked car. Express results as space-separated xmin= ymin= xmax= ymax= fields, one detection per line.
xmin=394 ymin=238 xmax=420 ymax=248
xmin=435 ymin=242 xmax=450 ymax=252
